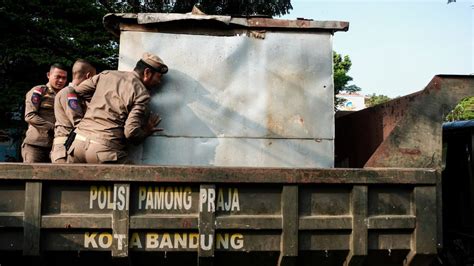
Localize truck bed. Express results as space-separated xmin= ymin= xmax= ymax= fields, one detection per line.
xmin=0 ymin=163 xmax=438 ymax=265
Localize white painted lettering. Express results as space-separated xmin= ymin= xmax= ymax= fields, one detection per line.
xmin=231 ymin=188 xmax=240 ymax=211
xmin=160 ymin=233 xmax=173 ymax=249
xmin=208 ymin=188 xmax=215 ymax=213
xmin=98 ymin=186 xmax=107 ymax=209
xmin=130 ymin=233 xmax=142 ymax=249
xmin=183 ymin=187 xmax=192 ymax=210
xmin=231 ymin=234 xmax=244 ymax=249
xmin=216 ymin=233 xmax=228 ymax=249
xmin=146 ymin=187 xmax=154 ymax=210
xmin=89 ymin=186 xmax=98 ymax=209
xmin=189 ymin=233 xmax=199 ymax=249
xmin=116 ymin=186 xmax=126 ymax=211
xmin=107 ymin=186 xmax=114 ymax=209
xmin=114 ymin=234 xmax=126 ymax=250
xmin=84 ymin=232 xmax=98 ymax=248
xmin=155 ymin=187 xmax=164 ymax=209
xmin=217 ymin=189 xmax=225 ymax=211
xmin=125 ymin=186 xmax=129 ymax=211
xmin=200 ymin=188 xmax=215 ymax=212
xmin=175 ymin=233 xmax=187 ymax=248
xmin=138 ymin=186 xmax=146 ymax=209
xmin=199 ymin=188 xmax=207 ymax=212
xmin=146 ymin=233 xmax=159 ymax=248
xmin=84 ymin=232 xmax=244 ymax=250
xmin=200 ymin=234 xmax=213 ymax=251
xmin=98 ymin=233 xmax=112 ymax=249
xmin=165 ymin=187 xmax=173 ymax=210
xmin=174 ymin=187 xmax=183 ymax=210
xmin=225 ymin=189 xmax=231 ymax=211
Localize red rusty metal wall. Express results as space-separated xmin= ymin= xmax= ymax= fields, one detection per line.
xmin=336 ymin=75 xmax=474 ymax=169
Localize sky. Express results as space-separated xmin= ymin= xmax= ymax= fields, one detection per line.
xmin=282 ymin=0 xmax=473 ymax=97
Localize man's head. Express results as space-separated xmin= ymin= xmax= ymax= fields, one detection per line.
xmin=72 ymin=59 xmax=96 ymax=86
xmin=134 ymin=52 xmax=168 ymax=90
xmin=47 ymin=63 xmax=68 ymax=91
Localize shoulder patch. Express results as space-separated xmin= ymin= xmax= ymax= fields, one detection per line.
xmin=33 ymin=86 xmax=45 ymax=95
xmin=31 ymin=86 xmax=45 ymax=106
xmin=67 ymin=93 xmax=80 ymax=110
xmin=31 ymin=93 xmax=41 ymax=106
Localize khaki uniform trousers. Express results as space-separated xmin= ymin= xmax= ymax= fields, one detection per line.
xmin=68 ymin=135 xmax=127 ymax=164
xmin=21 ymin=143 xmax=51 ymax=163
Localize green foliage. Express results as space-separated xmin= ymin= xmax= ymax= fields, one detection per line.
xmin=0 ymin=0 xmax=117 ymax=120
xmin=0 ymin=0 xmax=292 ymax=122
xmin=365 ymin=93 xmax=392 ymax=107
xmin=333 ymin=51 xmax=361 ymax=107
xmin=98 ymin=0 xmax=293 ymax=16
xmin=445 ymin=96 xmax=474 ymax=121
xmin=333 ymin=52 xmax=352 ymax=94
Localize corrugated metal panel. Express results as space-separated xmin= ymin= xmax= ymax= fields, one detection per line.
xmin=119 ymin=31 xmax=335 ymax=168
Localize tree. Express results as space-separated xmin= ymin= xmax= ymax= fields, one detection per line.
xmin=333 ymin=51 xmax=361 ymax=106
xmin=445 ymin=96 xmax=474 ymax=121
xmin=365 ymin=93 xmax=391 ymax=107
xmin=0 ymin=0 xmax=293 ymax=124
xmin=98 ymin=0 xmax=293 ymax=16
xmin=0 ymin=0 xmax=117 ymax=123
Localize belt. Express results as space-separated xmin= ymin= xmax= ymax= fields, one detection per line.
xmin=75 ymin=133 xmax=123 ymax=150
xmin=53 ymin=136 xmax=68 ymax=145
xmin=75 ymin=134 xmax=100 ymax=145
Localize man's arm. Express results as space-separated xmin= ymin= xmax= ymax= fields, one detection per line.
xmin=74 ymin=73 xmax=100 ymax=101
xmin=24 ymin=88 xmax=54 ymax=131
xmin=124 ymin=89 xmax=155 ymax=143
xmin=66 ymin=93 xmax=85 ymax=127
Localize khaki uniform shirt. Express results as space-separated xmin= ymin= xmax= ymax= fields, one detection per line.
xmin=23 ymin=83 xmax=57 ymax=147
xmin=54 ymin=84 xmax=84 ymax=138
xmin=74 ymin=71 xmax=150 ymax=149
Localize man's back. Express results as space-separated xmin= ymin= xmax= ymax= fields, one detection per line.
xmin=75 ymin=70 xmax=150 ymax=148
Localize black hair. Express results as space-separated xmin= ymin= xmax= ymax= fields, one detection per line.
xmin=50 ymin=63 xmax=68 ymax=72
xmin=73 ymin=59 xmax=95 ymax=79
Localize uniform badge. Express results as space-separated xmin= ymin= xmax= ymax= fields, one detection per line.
xmin=67 ymin=93 xmax=80 ymax=110
xmin=31 ymin=87 xmax=44 ymax=106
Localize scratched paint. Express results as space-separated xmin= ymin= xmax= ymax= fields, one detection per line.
xmin=116 ymin=20 xmax=339 ymax=168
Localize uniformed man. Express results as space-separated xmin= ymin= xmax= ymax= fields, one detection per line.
xmin=22 ymin=63 xmax=68 ymax=163
xmin=68 ymin=52 xmax=167 ymax=163
xmin=51 ymin=59 xmax=96 ymax=163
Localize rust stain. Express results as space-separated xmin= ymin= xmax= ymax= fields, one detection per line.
xmin=399 ymin=148 xmax=421 ymax=155
xmin=182 ymin=219 xmax=192 ymax=228
xmin=247 ymin=18 xmax=290 ymax=27
xmin=295 ymin=20 xmax=311 ymax=27
xmin=430 ymin=76 xmax=442 ymax=91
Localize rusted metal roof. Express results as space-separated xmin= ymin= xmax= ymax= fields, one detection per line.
xmin=103 ymin=13 xmax=349 ymax=37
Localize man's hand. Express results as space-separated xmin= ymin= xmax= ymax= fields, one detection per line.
xmin=143 ymin=113 xmax=163 ymax=136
